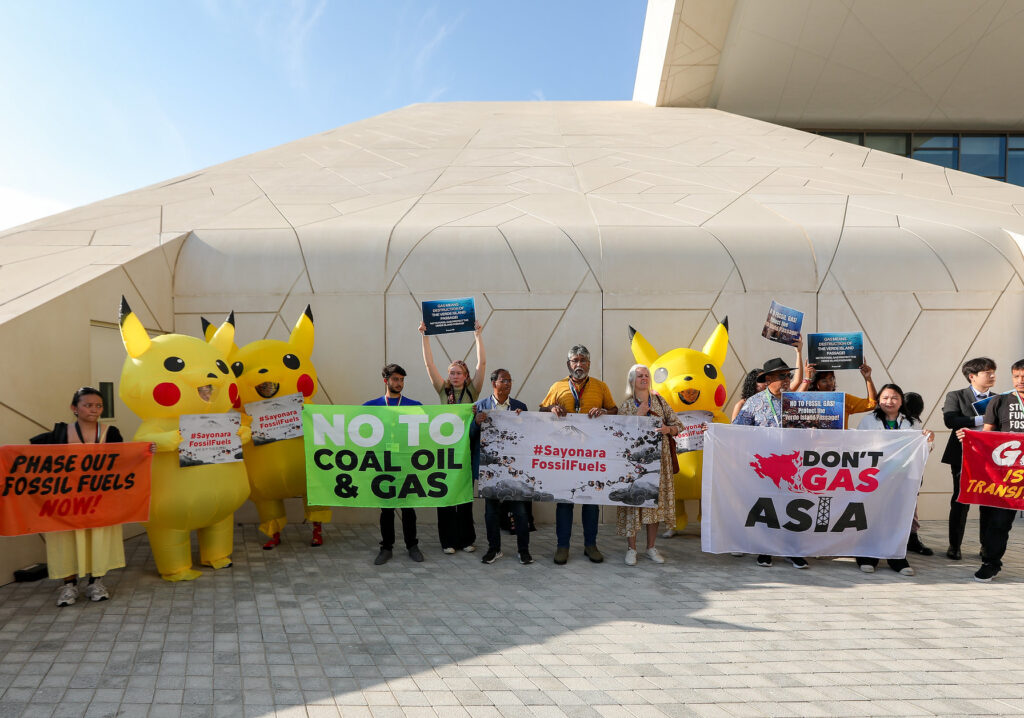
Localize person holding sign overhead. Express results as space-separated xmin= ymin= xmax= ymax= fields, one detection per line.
xmin=804 ymin=363 xmax=877 ymax=429
xmin=419 ymin=319 xmax=486 ymax=555
xmin=29 ymin=387 xmax=128 ymax=606
xmin=540 ymin=344 xmax=618 ymax=565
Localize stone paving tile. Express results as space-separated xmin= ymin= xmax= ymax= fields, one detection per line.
xmin=3 ymin=521 xmax=1024 ymax=718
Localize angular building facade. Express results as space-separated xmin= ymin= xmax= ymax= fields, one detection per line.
xmin=2 ymin=1 xmax=1023 ymax=580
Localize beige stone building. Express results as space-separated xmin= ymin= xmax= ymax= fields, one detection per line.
xmin=3 ymin=0 xmax=1024 ymax=581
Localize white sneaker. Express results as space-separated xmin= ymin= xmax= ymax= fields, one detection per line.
xmin=899 ymin=566 xmax=916 ymax=576
xmin=646 ymin=548 xmax=665 ymax=564
xmin=860 ymin=563 xmax=875 ymax=573
xmin=462 ymin=545 xmax=476 ymax=553
xmin=624 ymin=548 xmax=637 ymax=566
xmin=56 ymin=582 xmax=78 ymax=607
xmin=85 ymin=579 xmax=109 ymax=602
xmin=442 ymin=547 xmax=456 ymax=555
xmin=661 ymin=529 xmax=675 ymax=538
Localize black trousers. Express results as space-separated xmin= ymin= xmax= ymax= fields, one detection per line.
xmin=979 ymin=505 xmax=1017 ymax=569
xmin=484 ymin=498 xmax=530 ymax=553
xmin=380 ymin=508 xmax=417 ymax=550
xmin=948 ymin=468 xmax=975 ymax=550
xmin=437 ymin=502 xmax=476 ymax=550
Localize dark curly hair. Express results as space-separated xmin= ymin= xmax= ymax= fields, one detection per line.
xmin=739 ymin=369 xmax=762 ymax=400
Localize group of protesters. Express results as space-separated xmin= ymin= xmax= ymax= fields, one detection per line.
xmin=31 ymin=320 xmax=1024 ymax=607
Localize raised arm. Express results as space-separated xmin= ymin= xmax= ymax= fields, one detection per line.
xmin=419 ymin=321 xmax=444 ymax=392
xmin=860 ymin=364 xmax=877 ymax=404
xmin=788 ymin=337 xmax=805 ymax=391
xmin=470 ymin=321 xmax=486 ymax=396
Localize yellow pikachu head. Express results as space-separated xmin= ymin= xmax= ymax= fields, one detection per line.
xmin=224 ymin=306 xmax=318 ymax=411
xmin=118 ymin=297 xmax=237 ymax=419
xmin=629 ymin=318 xmax=729 ymax=416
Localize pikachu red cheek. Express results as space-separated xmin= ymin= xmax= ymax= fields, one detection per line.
xmin=715 ymin=384 xmax=726 ymax=407
xmin=229 ymin=383 xmax=240 ymax=408
xmin=297 ymin=374 xmax=314 ymax=397
xmin=153 ymin=383 xmax=181 ymax=407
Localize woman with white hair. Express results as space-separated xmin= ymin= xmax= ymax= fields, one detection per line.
xmin=616 ymin=364 xmax=683 ymax=565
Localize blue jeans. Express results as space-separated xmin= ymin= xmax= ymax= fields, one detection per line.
xmin=555 ymin=503 xmax=599 ymax=548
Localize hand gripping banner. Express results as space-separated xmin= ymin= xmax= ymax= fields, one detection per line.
xmin=701 ymin=425 xmax=928 ymax=558
xmin=0 ymin=442 xmax=152 ymax=536
xmin=960 ymin=430 xmax=1024 ymax=510
xmin=303 ymin=404 xmax=473 ymax=508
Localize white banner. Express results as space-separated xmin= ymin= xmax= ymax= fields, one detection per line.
xmin=178 ymin=413 xmax=243 ymax=468
xmin=701 ymin=424 xmax=927 ymax=558
xmin=479 ymin=411 xmax=663 ymax=506
xmin=245 ymin=393 xmax=304 ymax=445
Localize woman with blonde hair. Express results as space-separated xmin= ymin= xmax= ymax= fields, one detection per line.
xmin=419 ymin=319 xmax=486 ymax=553
xmin=617 ymin=364 xmax=683 ymax=566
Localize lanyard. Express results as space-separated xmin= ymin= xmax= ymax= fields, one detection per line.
xmin=383 ymin=395 xmax=402 ymax=407
xmin=764 ymin=390 xmax=780 ymax=427
xmin=569 ymin=378 xmax=589 ymax=413
xmin=74 ymin=421 xmax=100 ymax=443
xmin=634 ymin=395 xmax=651 ymax=411
xmin=883 ymin=418 xmax=899 ymax=430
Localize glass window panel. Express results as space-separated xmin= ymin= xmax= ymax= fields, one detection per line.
xmin=864 ymin=134 xmax=908 ymax=155
xmin=960 ymin=136 xmax=1005 ymax=177
xmin=1008 ymin=137 xmax=1024 ymax=149
xmin=913 ymin=134 xmax=958 ymax=150
xmin=912 ymin=149 xmax=958 ymax=169
xmin=1007 ymin=152 xmax=1024 ymax=186
xmin=821 ymin=132 xmax=862 ymax=145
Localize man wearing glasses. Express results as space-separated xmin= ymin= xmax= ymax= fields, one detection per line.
xmin=941 ymin=357 xmax=998 ymax=561
xmin=733 ymin=357 xmax=810 ymax=569
xmin=540 ymin=345 xmax=618 ymax=565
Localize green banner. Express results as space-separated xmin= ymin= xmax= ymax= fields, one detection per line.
xmin=303 ymin=404 xmax=474 ymax=508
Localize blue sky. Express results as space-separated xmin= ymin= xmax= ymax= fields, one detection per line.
xmin=0 ymin=1 xmax=647 ymax=230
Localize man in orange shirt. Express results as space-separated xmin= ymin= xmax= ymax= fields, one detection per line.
xmin=540 ymin=344 xmax=618 ymax=565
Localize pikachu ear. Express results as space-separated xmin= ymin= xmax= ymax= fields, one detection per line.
xmin=209 ymin=311 xmax=236 ymax=356
xmin=701 ymin=316 xmax=729 ymax=368
xmin=628 ymin=326 xmax=659 ymax=367
xmin=288 ymin=305 xmax=315 ymax=356
xmin=119 ymin=296 xmax=151 ymax=359
xmin=200 ymin=317 xmax=215 ymax=342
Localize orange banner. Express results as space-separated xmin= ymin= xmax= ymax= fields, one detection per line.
xmin=0 ymin=442 xmax=152 ymax=536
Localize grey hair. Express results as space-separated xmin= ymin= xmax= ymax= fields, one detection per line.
xmin=625 ymin=364 xmax=647 ymax=400
xmin=567 ymin=345 xmax=591 ymax=361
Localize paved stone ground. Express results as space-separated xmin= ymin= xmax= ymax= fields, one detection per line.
xmin=2 ymin=519 xmax=1024 ymax=718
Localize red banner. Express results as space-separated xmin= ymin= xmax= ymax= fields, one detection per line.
xmin=0 ymin=443 xmax=152 ymax=536
xmin=960 ymin=430 xmax=1024 ymax=510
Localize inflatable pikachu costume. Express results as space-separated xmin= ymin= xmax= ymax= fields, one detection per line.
xmin=211 ymin=306 xmax=330 ymax=549
xmin=629 ymin=318 xmax=729 ymax=533
xmin=118 ymin=298 xmax=251 ymax=581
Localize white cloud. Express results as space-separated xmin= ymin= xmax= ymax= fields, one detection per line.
xmin=0 ymin=186 xmax=72 ymax=232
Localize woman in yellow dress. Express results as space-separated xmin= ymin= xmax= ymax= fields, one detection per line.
xmin=30 ymin=387 xmax=127 ymax=606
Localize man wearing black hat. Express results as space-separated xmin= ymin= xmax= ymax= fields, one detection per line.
xmin=733 ymin=357 xmax=809 ymax=570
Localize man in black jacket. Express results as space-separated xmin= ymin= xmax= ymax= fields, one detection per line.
xmin=941 ymin=357 xmax=997 ymax=560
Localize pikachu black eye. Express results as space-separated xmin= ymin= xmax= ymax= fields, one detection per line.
xmin=216 ymin=360 xmax=229 ymax=374
xmin=704 ymin=364 xmax=718 ymax=379
xmin=283 ymin=354 xmax=300 ymax=370
xmin=231 ymin=362 xmax=244 ymax=378
xmin=164 ymin=357 xmax=185 ymax=372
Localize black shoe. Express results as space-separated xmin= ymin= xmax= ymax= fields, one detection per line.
xmin=518 ymin=550 xmax=534 ymax=565
xmin=975 ymin=564 xmax=999 ymax=582
xmin=907 ymin=533 xmax=933 ymax=556
xmin=756 ymin=555 xmax=772 ymax=567
xmin=788 ymin=557 xmax=809 ymax=569
xmin=408 ymin=546 xmax=424 ymax=562
xmin=481 ymin=549 xmax=502 ymax=564
xmin=374 ymin=549 xmax=392 ymax=565
xmin=946 ymin=547 xmax=962 ymax=560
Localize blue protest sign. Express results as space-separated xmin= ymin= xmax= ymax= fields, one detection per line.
xmin=422 ymin=297 xmax=476 ymax=335
xmin=782 ymin=392 xmax=846 ymax=429
xmin=762 ymin=300 xmax=803 ymax=347
xmin=807 ymin=332 xmax=863 ymax=370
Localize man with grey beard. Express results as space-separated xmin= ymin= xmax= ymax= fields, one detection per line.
xmin=540 ymin=344 xmax=618 ymax=565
